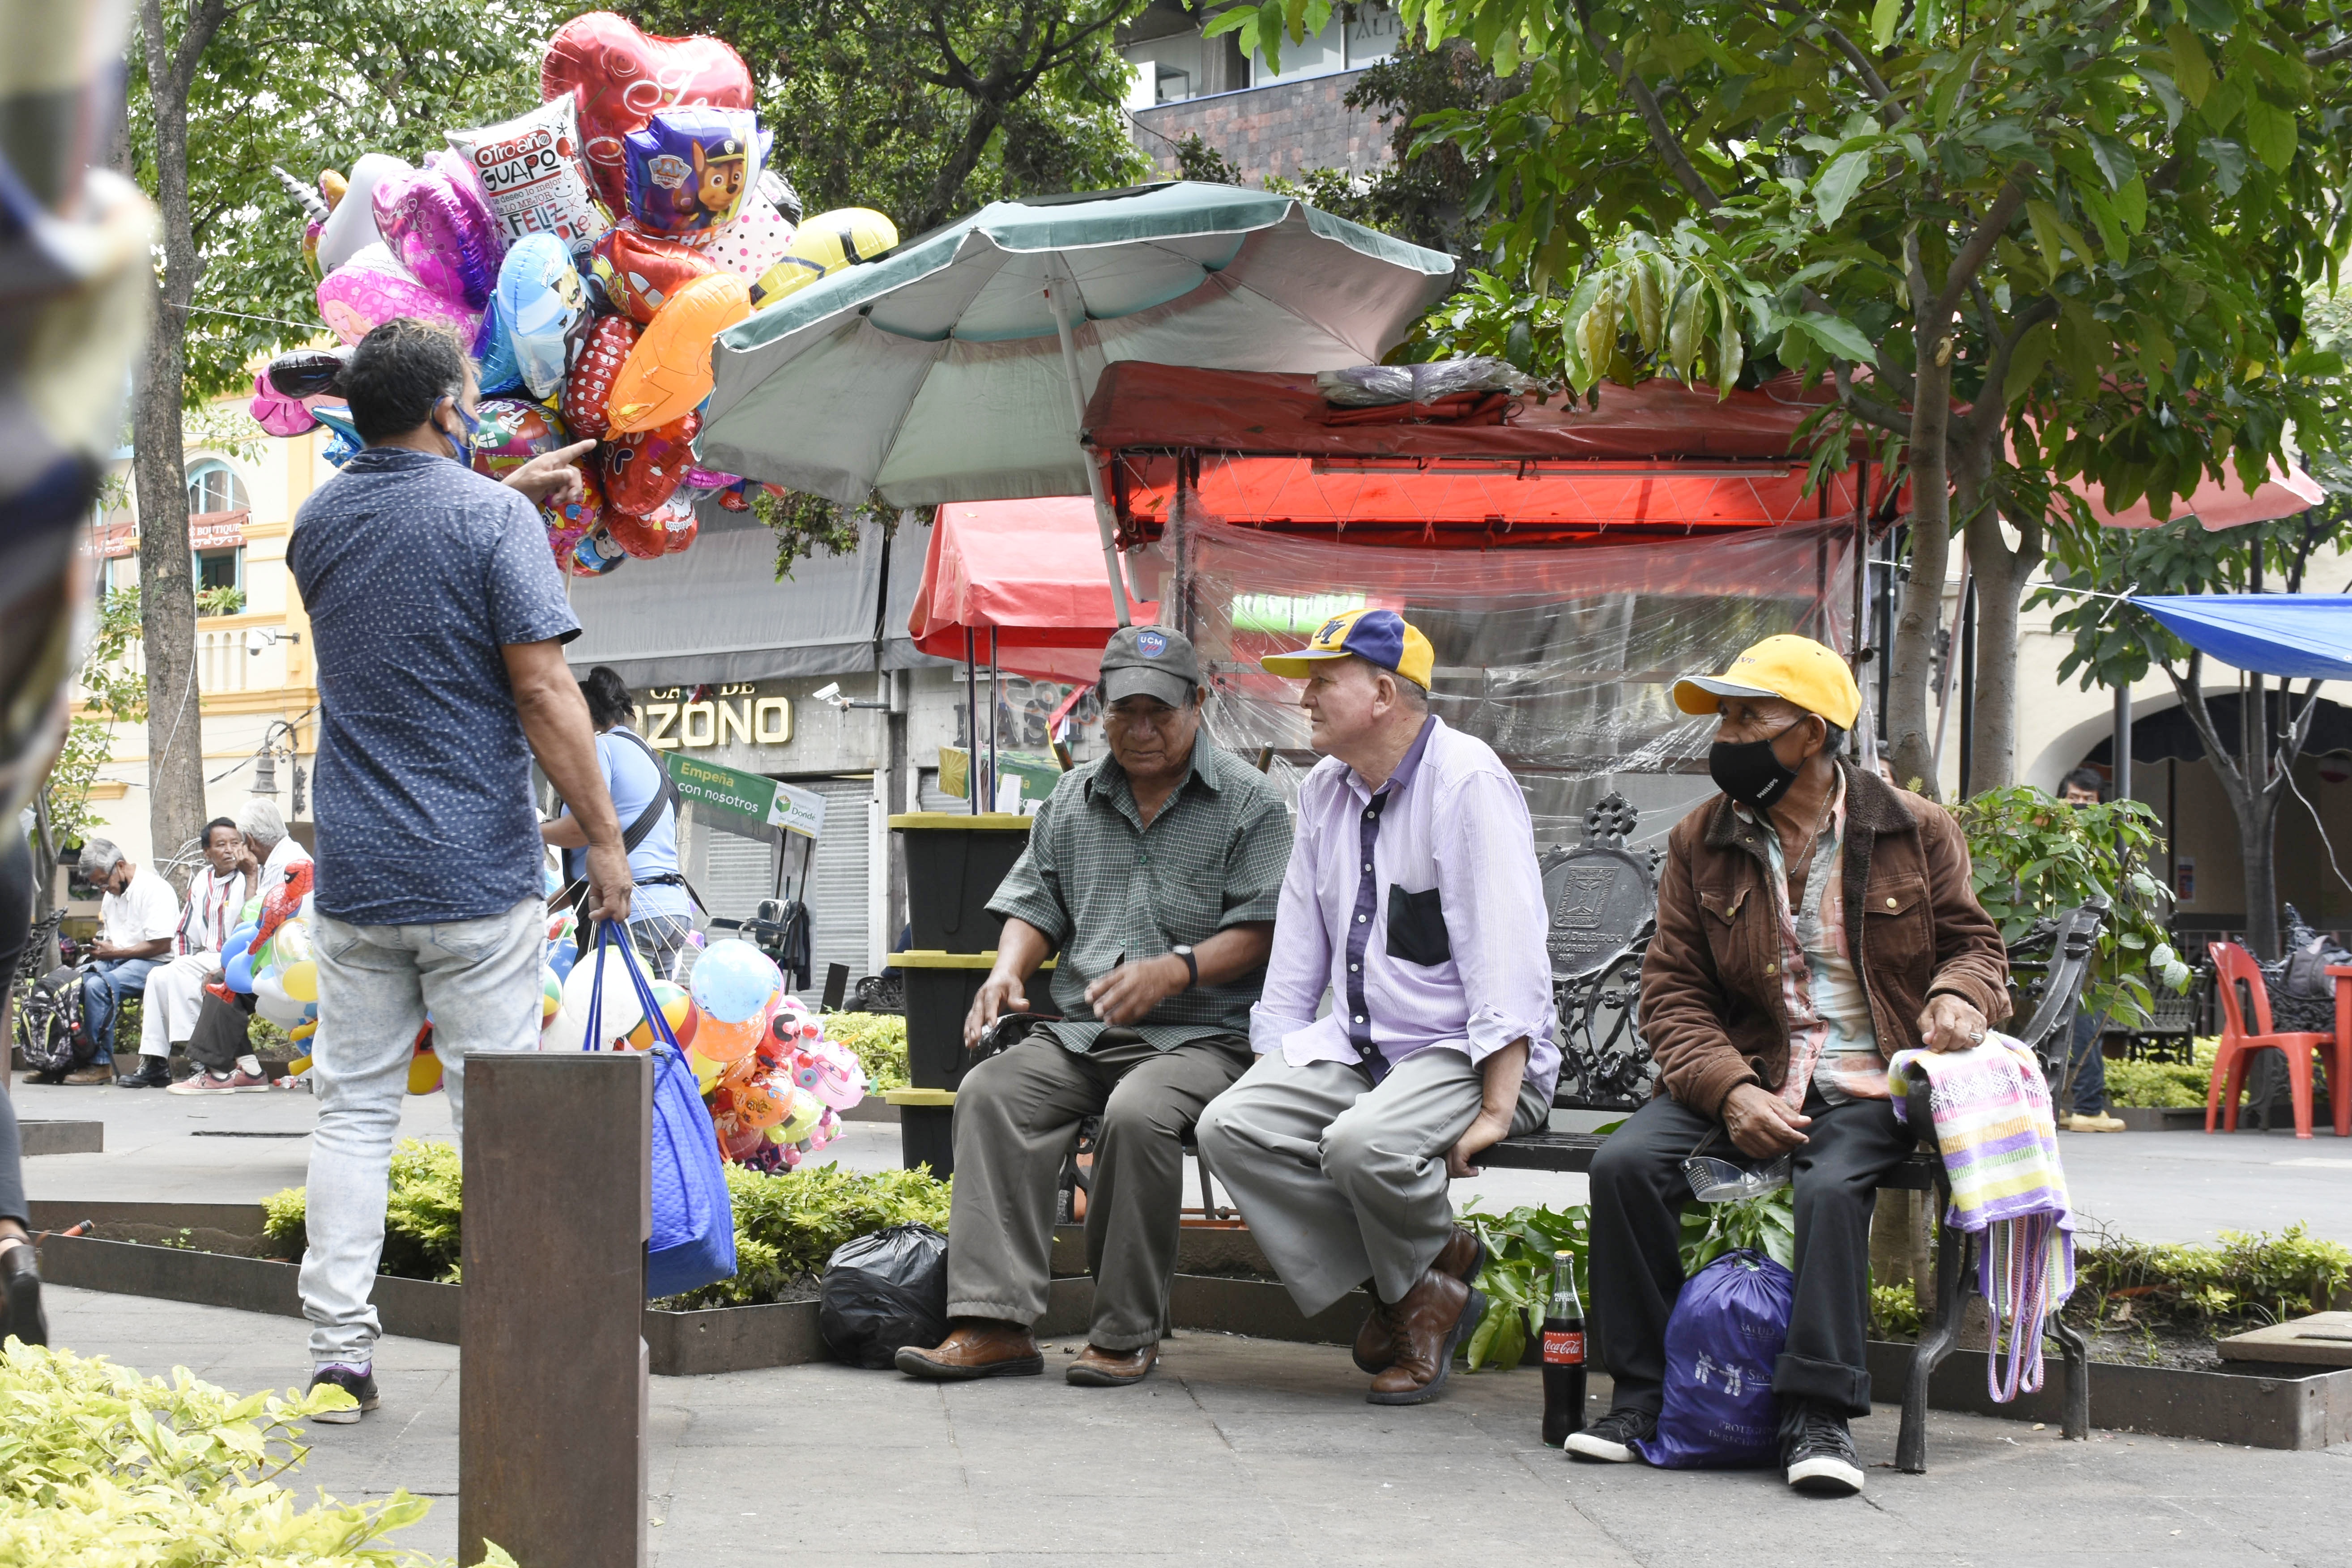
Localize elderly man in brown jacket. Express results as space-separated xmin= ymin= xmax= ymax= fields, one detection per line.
xmin=1568 ymin=635 xmax=2008 ymax=1498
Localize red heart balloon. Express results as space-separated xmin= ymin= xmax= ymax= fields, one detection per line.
xmin=602 ymin=505 xmax=671 ymax=561
xmin=588 ymin=225 xmax=718 ymax=325
xmin=602 ymin=409 xmax=701 ymax=516
xmin=541 ymin=12 xmax=755 ymax=218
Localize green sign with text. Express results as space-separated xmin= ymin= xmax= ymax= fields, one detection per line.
xmin=665 ymin=753 xmax=827 ymax=839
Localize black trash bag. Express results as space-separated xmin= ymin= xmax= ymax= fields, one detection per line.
xmin=819 ymin=1223 xmax=949 ymax=1369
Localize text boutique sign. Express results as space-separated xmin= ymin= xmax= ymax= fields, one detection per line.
xmin=638 ymin=684 xmax=792 ymax=751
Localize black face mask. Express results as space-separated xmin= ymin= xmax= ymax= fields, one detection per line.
xmin=1709 ymin=725 xmax=1804 ymax=809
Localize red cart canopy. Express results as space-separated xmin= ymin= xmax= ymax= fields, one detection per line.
xmin=908 ymin=497 xmax=1158 ymax=684
xmin=1082 ymin=362 xmax=1868 ymax=549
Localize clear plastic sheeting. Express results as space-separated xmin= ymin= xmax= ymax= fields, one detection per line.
xmin=1149 ymin=517 xmax=1855 ymax=846
xmin=1313 ymin=357 xmax=1539 ymax=407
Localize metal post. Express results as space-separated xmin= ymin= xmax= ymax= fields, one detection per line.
xmin=459 ymin=1052 xmax=652 ymax=1568
xmin=2112 ymin=682 xmax=2132 ymax=804
xmin=1958 ymin=575 xmax=1977 ymax=799
xmin=988 ymin=628 xmax=1001 ymax=813
xmin=963 ymin=630 xmax=980 ymax=816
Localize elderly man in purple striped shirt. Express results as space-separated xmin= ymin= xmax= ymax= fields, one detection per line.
xmin=1198 ymin=608 xmax=1558 ymax=1406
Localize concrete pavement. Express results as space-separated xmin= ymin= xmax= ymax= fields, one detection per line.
xmin=42 ymin=1282 xmax=2352 ymax=1568
xmin=17 ymin=1077 xmax=2352 ymax=1247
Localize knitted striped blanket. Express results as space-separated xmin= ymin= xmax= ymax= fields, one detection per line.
xmin=1888 ymin=1033 xmax=2077 ymax=1402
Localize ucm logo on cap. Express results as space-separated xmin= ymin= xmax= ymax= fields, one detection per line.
xmin=1671 ymin=633 xmax=1861 ymax=730
xmin=1260 ymin=607 xmax=1436 ymax=690
xmin=1135 ymin=630 xmax=1168 ymax=657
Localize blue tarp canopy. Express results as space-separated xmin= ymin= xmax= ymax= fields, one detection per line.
xmin=2136 ymin=595 xmax=2352 ymax=681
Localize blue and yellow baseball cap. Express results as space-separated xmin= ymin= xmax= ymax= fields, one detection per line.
xmin=1261 ymin=608 xmax=1435 ymax=690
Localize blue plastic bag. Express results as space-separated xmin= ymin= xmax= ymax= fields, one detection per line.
xmin=1632 ymin=1248 xmax=1794 ymax=1469
xmin=580 ymin=923 xmax=738 ymax=1300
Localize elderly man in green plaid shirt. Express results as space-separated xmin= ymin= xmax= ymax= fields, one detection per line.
xmin=897 ymin=626 xmax=1293 ymax=1389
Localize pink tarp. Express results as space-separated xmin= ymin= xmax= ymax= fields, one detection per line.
xmin=908 ymin=498 xmax=1157 ymax=683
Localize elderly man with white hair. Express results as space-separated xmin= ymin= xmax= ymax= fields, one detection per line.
xmin=235 ymin=797 xmax=312 ymax=891
xmin=69 ymin=839 xmax=179 ymax=1085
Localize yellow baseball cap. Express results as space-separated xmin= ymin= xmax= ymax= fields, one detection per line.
xmin=1260 ymin=607 xmax=1435 ymax=690
xmin=1672 ymin=634 xmax=1861 ymax=730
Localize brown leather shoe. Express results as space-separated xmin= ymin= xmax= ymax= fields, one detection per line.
xmin=893 ymin=1320 xmax=1044 ymax=1381
xmin=1352 ymin=1227 xmax=1486 ymax=1374
xmin=1366 ymin=1267 xmax=1482 ymax=1406
xmin=1066 ymin=1340 xmax=1158 ymax=1386
xmin=60 ymin=1065 xmax=113 ymax=1086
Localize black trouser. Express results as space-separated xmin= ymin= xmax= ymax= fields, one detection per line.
xmin=187 ymin=990 xmax=255 ymax=1073
xmin=1587 ymin=1088 xmax=1915 ymax=1418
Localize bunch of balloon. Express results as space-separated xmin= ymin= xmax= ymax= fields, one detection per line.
xmin=216 ymin=860 xmax=323 ymax=1077
xmin=249 ymin=10 xmax=902 ymax=578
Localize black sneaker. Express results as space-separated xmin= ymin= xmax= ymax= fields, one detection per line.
xmin=1781 ymin=1400 xmax=1864 ymax=1495
xmin=1564 ymin=1404 xmax=1656 ymax=1462
xmin=307 ymin=1363 xmax=379 ymax=1424
xmin=113 ymin=1057 xmax=170 ymax=1089
xmin=0 ymin=1243 xmax=44 ymax=1348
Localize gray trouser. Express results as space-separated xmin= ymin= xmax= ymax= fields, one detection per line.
xmin=1196 ymin=1047 xmax=1550 ymax=1317
xmin=946 ymin=1027 xmax=1251 ymax=1352
xmin=300 ymin=898 xmax=543 ymax=1368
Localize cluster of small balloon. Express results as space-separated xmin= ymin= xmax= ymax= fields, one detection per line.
xmin=537 ymin=920 xmax=865 ymax=1171
xmin=248 ymin=9 xmax=899 ymax=578
xmin=215 ymin=861 xmax=321 ymax=1047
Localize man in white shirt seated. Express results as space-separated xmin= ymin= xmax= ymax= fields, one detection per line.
xmin=174 ymin=798 xmax=315 ymax=1094
xmin=70 ymin=839 xmax=180 ymax=1086
xmin=120 ymin=818 xmax=250 ymax=1088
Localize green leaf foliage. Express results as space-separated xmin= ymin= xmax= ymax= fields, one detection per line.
xmin=820 ymin=1012 xmax=910 ymax=1094
xmin=1952 ymin=785 xmax=2187 ymax=1027
xmin=0 ymin=1340 xmax=447 ymax=1564
xmin=2077 ymin=1223 xmax=2352 ymax=1328
xmin=2104 ymin=1039 xmax=2218 ymax=1109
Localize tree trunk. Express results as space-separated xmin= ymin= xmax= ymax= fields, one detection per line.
xmin=132 ymin=0 xmax=226 ymax=890
xmin=2241 ymin=787 xmax=2283 ymax=960
xmin=1960 ymin=497 xmax=2037 ymax=792
xmin=1885 ymin=352 xmax=1953 ymax=797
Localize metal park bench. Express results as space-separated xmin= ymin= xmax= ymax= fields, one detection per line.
xmin=1481 ymin=793 xmax=2105 ymax=1472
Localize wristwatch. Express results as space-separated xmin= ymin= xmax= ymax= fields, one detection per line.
xmin=1171 ymin=944 xmax=1198 ymax=991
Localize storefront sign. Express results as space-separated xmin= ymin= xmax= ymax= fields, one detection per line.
xmin=640 ymin=683 xmax=792 ymax=751
xmin=666 ymin=752 xmax=827 ymax=839
xmin=190 ymin=509 xmax=247 ymax=551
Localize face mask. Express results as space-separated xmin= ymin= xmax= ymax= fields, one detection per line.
xmin=438 ymin=399 xmax=480 ymax=464
xmin=1708 ymin=724 xmax=1804 ymax=809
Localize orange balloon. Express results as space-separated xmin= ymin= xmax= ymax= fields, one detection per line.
xmin=604 ymin=270 xmax=750 ymax=434
xmin=693 ymin=1007 xmax=761 ymax=1063
xmin=735 ymin=1077 xmax=788 ymax=1129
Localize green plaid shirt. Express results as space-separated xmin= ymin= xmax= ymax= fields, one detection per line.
xmin=988 ymin=740 xmax=1293 ymax=1051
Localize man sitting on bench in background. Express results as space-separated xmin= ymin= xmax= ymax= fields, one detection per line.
xmin=1197 ymin=609 xmax=1557 ymax=1407
xmin=895 ymin=626 xmax=1291 ymax=1389
xmin=1577 ymin=635 xmax=2008 ymax=1496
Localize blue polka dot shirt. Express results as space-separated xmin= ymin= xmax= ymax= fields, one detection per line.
xmin=290 ymin=447 xmax=579 ymax=926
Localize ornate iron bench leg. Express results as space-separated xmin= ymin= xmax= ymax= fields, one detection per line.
xmin=1899 ymin=1205 xmax=1969 ymax=1475
xmin=2048 ymin=1309 xmax=2091 ymax=1440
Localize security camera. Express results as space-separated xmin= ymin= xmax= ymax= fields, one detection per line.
xmin=811 ymin=682 xmax=842 ymax=704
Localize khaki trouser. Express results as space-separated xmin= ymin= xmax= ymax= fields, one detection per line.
xmin=1196 ymin=1047 xmax=1551 ymax=1317
xmin=945 ymin=1027 xmax=1251 ymax=1352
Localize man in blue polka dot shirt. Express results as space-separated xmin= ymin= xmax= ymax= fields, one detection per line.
xmin=287 ymin=318 xmax=635 ymax=1424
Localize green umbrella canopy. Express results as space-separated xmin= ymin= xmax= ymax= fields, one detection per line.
xmin=696 ymin=181 xmax=1456 ymax=509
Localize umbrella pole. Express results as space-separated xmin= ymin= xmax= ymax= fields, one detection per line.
xmin=965 ymin=629 xmax=980 ymax=816
xmin=989 ymin=629 xmax=1001 ymax=813
xmin=1044 ymin=262 xmax=1133 ymax=628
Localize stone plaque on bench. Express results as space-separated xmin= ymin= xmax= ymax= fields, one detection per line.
xmin=1543 ymin=846 xmax=1654 ymax=980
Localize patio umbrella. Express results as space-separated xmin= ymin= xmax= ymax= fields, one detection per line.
xmin=2079 ymin=457 xmax=2325 ymax=530
xmin=2133 ymin=594 xmax=2352 ymax=680
xmin=695 ymin=181 xmax=1456 ymax=625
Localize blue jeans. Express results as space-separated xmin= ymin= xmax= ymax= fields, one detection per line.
xmin=81 ymin=957 xmax=162 ymax=1064
xmin=2067 ymin=1011 xmax=2109 ymax=1115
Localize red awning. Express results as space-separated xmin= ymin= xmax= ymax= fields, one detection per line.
xmin=1082 ymin=363 xmax=1870 ymax=549
xmin=908 ymin=498 xmax=1160 ymax=684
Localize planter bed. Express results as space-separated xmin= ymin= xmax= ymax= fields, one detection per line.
xmin=2109 ymin=1106 xmax=2206 ymax=1130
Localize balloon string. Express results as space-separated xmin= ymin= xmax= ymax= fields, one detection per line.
xmin=170 ymin=302 xmax=331 ymax=332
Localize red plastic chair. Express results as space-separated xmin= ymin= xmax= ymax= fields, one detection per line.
xmin=2206 ymin=942 xmax=2348 ymax=1139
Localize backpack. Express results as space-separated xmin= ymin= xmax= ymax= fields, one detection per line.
xmin=14 ymin=966 xmax=92 ymax=1078
xmin=1632 ymin=1249 xmax=1796 ymax=1469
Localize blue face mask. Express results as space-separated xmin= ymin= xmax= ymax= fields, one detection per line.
xmin=439 ymin=399 xmax=481 ymax=464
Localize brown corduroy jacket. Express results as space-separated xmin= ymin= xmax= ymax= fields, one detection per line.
xmin=1638 ymin=761 xmax=2011 ymax=1120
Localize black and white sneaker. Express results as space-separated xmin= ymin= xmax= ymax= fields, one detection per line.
xmin=1781 ymin=1401 xmax=1864 ymax=1495
xmin=307 ymin=1363 xmax=379 ymax=1424
xmin=1564 ymin=1404 xmax=1656 ymax=1462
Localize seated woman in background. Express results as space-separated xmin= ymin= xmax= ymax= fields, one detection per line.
xmin=542 ymin=665 xmax=695 ymax=975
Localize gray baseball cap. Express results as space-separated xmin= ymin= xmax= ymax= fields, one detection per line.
xmin=1098 ymin=625 xmax=1202 ymax=708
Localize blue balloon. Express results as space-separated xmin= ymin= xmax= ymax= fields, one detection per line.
xmin=226 ymin=920 xmax=260 ymax=950
xmin=690 ymin=938 xmax=781 ymax=1023
xmin=224 ymin=950 xmax=255 ymax=993
xmin=496 ymin=234 xmax=590 ymax=399
xmin=475 ymin=295 xmax=525 ymax=395
xmin=548 ymin=937 xmax=578 ymax=980
xmin=220 ymin=932 xmax=253 ymax=971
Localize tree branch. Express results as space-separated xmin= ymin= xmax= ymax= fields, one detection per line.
xmin=2168 ymin=651 xmax=2249 ymax=799
xmin=1575 ymin=0 xmax=1720 ymax=212
xmin=1962 ymin=294 xmax=2060 ymax=453
xmin=2309 ymin=37 xmax=2352 ymax=67
xmin=1833 ymin=362 xmax=1911 ymax=435
xmin=1819 ymin=22 xmax=1898 ymax=109
xmin=1934 ymin=176 xmax=2029 ymax=322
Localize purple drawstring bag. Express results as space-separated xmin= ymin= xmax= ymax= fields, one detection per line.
xmin=1632 ymin=1248 xmax=1794 ymax=1468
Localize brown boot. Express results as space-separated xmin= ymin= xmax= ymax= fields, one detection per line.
xmin=893 ymin=1320 xmax=1044 ymax=1381
xmin=1352 ymin=1227 xmax=1486 ymax=1374
xmin=1067 ymin=1341 xmax=1158 ymax=1386
xmin=1366 ymin=1267 xmax=1482 ymax=1406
